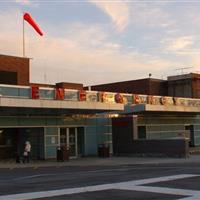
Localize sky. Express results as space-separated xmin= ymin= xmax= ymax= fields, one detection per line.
xmin=0 ymin=0 xmax=200 ymax=85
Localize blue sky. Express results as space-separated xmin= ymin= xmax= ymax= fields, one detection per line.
xmin=0 ymin=0 xmax=200 ymax=85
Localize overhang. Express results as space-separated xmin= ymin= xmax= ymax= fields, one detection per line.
xmin=0 ymin=97 xmax=124 ymax=116
xmin=126 ymin=104 xmax=200 ymax=114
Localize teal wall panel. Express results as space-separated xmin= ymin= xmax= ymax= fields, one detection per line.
xmin=45 ymin=127 xmax=59 ymax=159
xmin=0 ymin=118 xmax=18 ymax=126
xmin=45 ymin=146 xmax=57 ymax=158
xmin=18 ymin=118 xmax=46 ymax=126
xmin=84 ymin=126 xmax=97 ymax=155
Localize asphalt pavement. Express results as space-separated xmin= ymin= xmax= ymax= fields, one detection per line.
xmin=0 ymin=154 xmax=200 ymax=169
xmin=0 ymin=155 xmax=200 ymax=200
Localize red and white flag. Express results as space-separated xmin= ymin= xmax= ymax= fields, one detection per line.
xmin=23 ymin=12 xmax=43 ymax=36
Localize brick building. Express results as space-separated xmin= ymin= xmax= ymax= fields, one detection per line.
xmin=87 ymin=73 xmax=200 ymax=99
xmin=0 ymin=54 xmax=200 ymax=159
xmin=168 ymin=73 xmax=200 ymax=98
xmin=0 ymin=54 xmax=29 ymax=85
xmin=87 ymin=78 xmax=167 ymax=96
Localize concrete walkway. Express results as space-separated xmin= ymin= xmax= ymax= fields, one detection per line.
xmin=0 ymin=155 xmax=200 ymax=169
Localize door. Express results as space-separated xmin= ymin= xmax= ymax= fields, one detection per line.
xmin=68 ymin=128 xmax=77 ymax=158
xmin=60 ymin=127 xmax=77 ymax=158
xmin=77 ymin=127 xmax=85 ymax=157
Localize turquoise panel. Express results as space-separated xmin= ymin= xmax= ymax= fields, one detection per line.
xmin=18 ymin=118 xmax=46 ymax=126
xmin=194 ymin=125 xmax=200 ymax=130
xmin=85 ymin=126 xmax=97 ymax=155
xmin=0 ymin=87 xmax=19 ymax=97
xmin=194 ymin=130 xmax=200 ymax=145
xmin=58 ymin=118 xmax=85 ymax=126
xmin=19 ymin=88 xmax=29 ymax=98
xmin=39 ymin=89 xmax=54 ymax=99
xmin=65 ymin=90 xmax=78 ymax=101
xmin=46 ymin=136 xmax=58 ymax=145
xmin=45 ymin=146 xmax=57 ymax=158
xmin=46 ymin=118 xmax=58 ymax=126
xmin=0 ymin=118 xmax=18 ymax=126
xmin=45 ymin=127 xmax=58 ymax=135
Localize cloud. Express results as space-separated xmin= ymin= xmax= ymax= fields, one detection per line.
xmin=0 ymin=9 xmax=180 ymax=85
xmin=15 ymin=0 xmax=39 ymax=7
xmin=163 ymin=36 xmax=194 ymax=52
xmin=15 ymin=0 xmax=32 ymax=5
xmin=127 ymin=3 xmax=173 ymax=28
xmin=89 ymin=0 xmax=130 ymax=32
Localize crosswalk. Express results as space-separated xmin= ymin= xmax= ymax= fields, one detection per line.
xmin=0 ymin=174 xmax=199 ymax=200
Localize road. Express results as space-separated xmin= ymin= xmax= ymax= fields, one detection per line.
xmin=0 ymin=162 xmax=200 ymax=199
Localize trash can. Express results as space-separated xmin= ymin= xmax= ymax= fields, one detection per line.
xmin=61 ymin=145 xmax=69 ymax=161
xmin=98 ymin=144 xmax=109 ymax=158
xmin=98 ymin=144 xmax=103 ymax=157
xmin=57 ymin=146 xmax=63 ymax=162
xmin=15 ymin=151 xmax=20 ymax=163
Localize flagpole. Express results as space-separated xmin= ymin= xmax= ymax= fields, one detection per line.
xmin=23 ymin=12 xmax=25 ymax=57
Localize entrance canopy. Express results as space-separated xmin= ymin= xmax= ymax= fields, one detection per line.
xmin=126 ymin=104 xmax=200 ymax=114
xmin=0 ymin=97 xmax=123 ymax=116
xmin=0 ymin=84 xmax=124 ymax=116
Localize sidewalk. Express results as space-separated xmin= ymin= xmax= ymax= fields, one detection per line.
xmin=0 ymin=155 xmax=200 ymax=169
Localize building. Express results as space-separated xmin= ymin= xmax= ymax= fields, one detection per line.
xmin=89 ymin=73 xmax=200 ymax=157
xmin=86 ymin=78 xmax=168 ymax=96
xmin=0 ymin=54 xmax=123 ymax=160
xmin=88 ymin=73 xmax=200 ymax=99
xmin=168 ymin=73 xmax=200 ymax=98
xmin=0 ymin=54 xmax=200 ymax=159
xmin=0 ymin=54 xmax=29 ymax=85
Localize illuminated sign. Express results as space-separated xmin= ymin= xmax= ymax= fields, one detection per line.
xmin=99 ymin=92 xmax=115 ymax=103
xmin=29 ymin=86 xmax=200 ymax=108
xmin=79 ymin=90 xmax=86 ymax=101
xmin=86 ymin=92 xmax=98 ymax=102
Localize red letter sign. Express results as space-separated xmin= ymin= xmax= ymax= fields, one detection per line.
xmin=55 ymin=88 xmax=64 ymax=100
xmin=31 ymin=86 xmax=39 ymax=99
xmin=79 ymin=90 xmax=86 ymax=101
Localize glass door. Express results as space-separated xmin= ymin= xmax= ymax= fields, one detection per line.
xmin=60 ymin=128 xmax=67 ymax=146
xmin=60 ymin=127 xmax=77 ymax=158
xmin=68 ymin=128 xmax=77 ymax=158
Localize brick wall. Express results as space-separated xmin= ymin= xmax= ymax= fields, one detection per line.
xmin=0 ymin=54 xmax=29 ymax=85
xmin=88 ymin=78 xmax=167 ymax=96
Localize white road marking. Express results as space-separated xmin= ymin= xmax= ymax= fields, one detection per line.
xmin=0 ymin=174 xmax=199 ymax=200
xmin=12 ymin=174 xmax=57 ymax=181
xmin=178 ymin=197 xmax=200 ymax=200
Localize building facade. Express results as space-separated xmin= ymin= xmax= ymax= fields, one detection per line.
xmin=0 ymin=54 xmax=200 ymax=159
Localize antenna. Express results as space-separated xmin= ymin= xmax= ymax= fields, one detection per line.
xmin=175 ymin=67 xmax=193 ymax=74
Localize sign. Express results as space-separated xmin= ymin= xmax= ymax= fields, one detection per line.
xmin=31 ymin=86 xmax=39 ymax=99
xmin=79 ymin=90 xmax=86 ymax=101
xmin=28 ymin=85 xmax=200 ymax=108
xmin=55 ymin=88 xmax=64 ymax=100
xmin=115 ymin=93 xmax=124 ymax=103
xmin=133 ymin=94 xmax=147 ymax=104
xmin=86 ymin=92 xmax=98 ymax=102
xmin=99 ymin=92 xmax=115 ymax=103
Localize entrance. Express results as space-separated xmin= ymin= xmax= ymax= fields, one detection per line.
xmin=0 ymin=127 xmax=44 ymax=160
xmin=60 ymin=127 xmax=84 ymax=158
